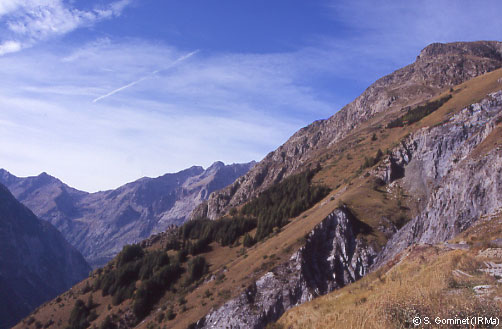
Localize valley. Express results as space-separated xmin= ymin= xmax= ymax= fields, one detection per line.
xmin=1 ymin=162 xmax=254 ymax=268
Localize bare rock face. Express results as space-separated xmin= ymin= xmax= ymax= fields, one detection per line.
xmin=195 ymin=41 xmax=502 ymax=220
xmin=0 ymin=183 xmax=90 ymax=329
xmin=0 ymin=161 xmax=254 ymax=268
xmin=374 ymin=90 xmax=502 ymax=266
xmin=195 ymin=207 xmax=376 ymax=329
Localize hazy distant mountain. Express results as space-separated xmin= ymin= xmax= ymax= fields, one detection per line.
xmin=0 ymin=183 xmax=90 ymax=329
xmin=0 ymin=161 xmax=254 ymax=267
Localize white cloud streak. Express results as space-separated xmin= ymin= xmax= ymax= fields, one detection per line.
xmin=0 ymin=0 xmax=131 ymax=54
xmin=93 ymin=50 xmax=200 ymax=103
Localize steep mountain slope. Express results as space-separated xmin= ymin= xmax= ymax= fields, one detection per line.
xmin=278 ymin=211 xmax=502 ymax=329
xmin=13 ymin=41 xmax=502 ymax=329
xmin=193 ymin=41 xmax=502 ymax=220
xmin=188 ymin=43 xmax=502 ymax=328
xmin=0 ymin=161 xmax=254 ymax=267
xmin=0 ymin=183 xmax=90 ymax=329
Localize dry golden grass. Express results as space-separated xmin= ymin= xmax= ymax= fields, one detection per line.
xmin=451 ymin=210 xmax=502 ymax=250
xmin=278 ymin=244 xmax=502 ymax=329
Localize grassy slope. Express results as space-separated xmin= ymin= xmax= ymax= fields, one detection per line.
xmin=14 ymin=68 xmax=502 ymax=329
xmin=277 ymin=212 xmax=502 ymax=329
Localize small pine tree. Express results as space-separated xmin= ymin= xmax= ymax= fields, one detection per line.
xmin=68 ymin=299 xmax=90 ymax=329
xmin=243 ymin=233 xmax=255 ymax=247
xmin=99 ymin=316 xmax=116 ymax=329
xmin=86 ymin=294 xmax=95 ymax=309
xmin=166 ymin=307 xmax=176 ymax=320
xmin=375 ymin=149 xmax=383 ymax=161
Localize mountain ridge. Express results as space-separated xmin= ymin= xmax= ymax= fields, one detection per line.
xmin=193 ymin=41 xmax=502 ymax=220
xmin=0 ymin=161 xmax=255 ymax=267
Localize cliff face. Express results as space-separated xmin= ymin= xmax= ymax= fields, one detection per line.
xmin=0 ymin=184 xmax=90 ymax=329
xmin=195 ymin=41 xmax=502 ymax=220
xmin=374 ymin=90 xmax=502 ymax=266
xmin=195 ymin=207 xmax=376 ymax=329
xmin=0 ymin=161 xmax=254 ymax=267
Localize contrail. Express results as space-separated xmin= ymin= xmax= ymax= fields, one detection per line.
xmin=93 ymin=50 xmax=200 ymax=103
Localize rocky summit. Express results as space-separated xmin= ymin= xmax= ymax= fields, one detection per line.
xmin=0 ymin=161 xmax=254 ymax=268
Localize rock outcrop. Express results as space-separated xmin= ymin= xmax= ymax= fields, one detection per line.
xmin=0 ymin=183 xmax=90 ymax=329
xmin=374 ymin=90 xmax=502 ymax=266
xmin=195 ymin=206 xmax=376 ymax=329
xmin=194 ymin=41 xmax=502 ymax=220
xmin=0 ymin=161 xmax=254 ymax=267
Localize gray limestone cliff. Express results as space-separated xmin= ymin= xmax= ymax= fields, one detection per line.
xmin=193 ymin=41 xmax=502 ymax=220
xmin=373 ymin=90 xmax=502 ymax=266
xmin=0 ymin=183 xmax=91 ymax=329
xmin=195 ymin=206 xmax=376 ymax=329
xmin=0 ymin=161 xmax=254 ymax=268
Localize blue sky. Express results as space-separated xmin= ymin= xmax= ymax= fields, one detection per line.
xmin=1 ymin=0 xmax=502 ymax=192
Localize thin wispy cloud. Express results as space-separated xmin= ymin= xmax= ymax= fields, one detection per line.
xmin=93 ymin=50 xmax=200 ymax=103
xmin=0 ymin=0 xmax=131 ymax=54
xmin=0 ymin=40 xmax=333 ymax=191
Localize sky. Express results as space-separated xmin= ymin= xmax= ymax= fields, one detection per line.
xmin=1 ymin=0 xmax=502 ymax=192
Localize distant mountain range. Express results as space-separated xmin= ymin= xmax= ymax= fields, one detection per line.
xmin=0 ymin=161 xmax=254 ymax=268
xmin=0 ymin=183 xmax=91 ymax=329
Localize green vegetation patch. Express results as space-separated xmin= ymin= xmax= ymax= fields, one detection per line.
xmin=67 ymin=297 xmax=98 ymax=329
xmin=240 ymin=168 xmax=330 ymax=241
xmin=181 ymin=216 xmax=257 ymax=250
xmin=92 ymin=244 xmax=184 ymax=322
xmin=177 ymin=168 xmax=329 ymax=248
xmin=387 ymin=94 xmax=452 ymax=128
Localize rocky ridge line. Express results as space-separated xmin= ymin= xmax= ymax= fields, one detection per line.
xmin=193 ymin=41 xmax=502 ymax=220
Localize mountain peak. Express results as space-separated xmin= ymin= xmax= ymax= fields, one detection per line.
xmin=207 ymin=161 xmax=225 ymax=171
xmin=0 ymin=168 xmax=14 ymax=180
xmin=417 ymin=41 xmax=502 ymax=61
